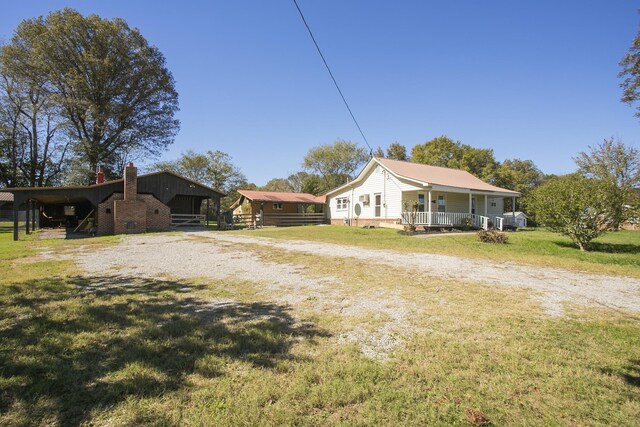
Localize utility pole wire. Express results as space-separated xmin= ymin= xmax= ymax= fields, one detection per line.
xmin=292 ymin=0 xmax=373 ymax=156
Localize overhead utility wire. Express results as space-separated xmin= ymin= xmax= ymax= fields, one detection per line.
xmin=292 ymin=0 xmax=373 ymax=156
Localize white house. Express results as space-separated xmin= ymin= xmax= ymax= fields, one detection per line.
xmin=325 ymin=157 xmax=520 ymax=230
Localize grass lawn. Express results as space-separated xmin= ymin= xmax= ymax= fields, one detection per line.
xmin=0 ymin=224 xmax=639 ymax=425
xmin=239 ymin=226 xmax=640 ymax=278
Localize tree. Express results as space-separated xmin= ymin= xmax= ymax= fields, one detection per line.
xmin=287 ymin=171 xmax=310 ymax=193
xmin=262 ymin=178 xmax=294 ymax=192
xmin=373 ymin=146 xmax=385 ymax=158
xmin=411 ymin=135 xmax=497 ymax=181
xmin=0 ymin=49 xmax=69 ymax=187
xmin=386 ymin=142 xmax=407 ymax=161
xmin=2 ymin=8 xmax=179 ymax=184
xmin=153 ymin=150 xmax=247 ymax=212
xmin=302 ymin=139 xmax=368 ymax=190
xmin=620 ymin=28 xmax=640 ymax=118
xmin=574 ymin=138 xmax=640 ymax=230
xmin=153 ymin=150 xmax=246 ymax=191
xmin=494 ymin=159 xmax=544 ymax=212
xmin=528 ymin=174 xmax=612 ymax=251
xmin=411 ymin=135 xmax=461 ymax=167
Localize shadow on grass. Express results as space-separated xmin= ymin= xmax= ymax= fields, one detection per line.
xmin=0 ymin=275 xmax=329 ymax=425
xmin=554 ymin=241 xmax=640 ymax=254
xmin=601 ymin=359 xmax=640 ymax=389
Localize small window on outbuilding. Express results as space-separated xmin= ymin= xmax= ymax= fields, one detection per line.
xmin=105 ymin=208 xmax=111 ymax=214
xmin=154 ymin=209 xmax=159 ymax=214
xmin=273 ymin=203 xmax=283 ymax=210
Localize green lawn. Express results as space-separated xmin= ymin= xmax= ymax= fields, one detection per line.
xmin=1 ymin=225 xmax=639 ymax=425
xmin=238 ymin=226 xmax=640 ymax=278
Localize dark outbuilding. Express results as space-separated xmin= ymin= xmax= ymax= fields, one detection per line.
xmin=5 ymin=164 xmax=225 ymax=241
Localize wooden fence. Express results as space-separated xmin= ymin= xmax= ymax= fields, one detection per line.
xmin=233 ymin=212 xmax=326 ymax=227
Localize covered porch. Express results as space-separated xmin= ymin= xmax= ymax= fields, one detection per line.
xmin=401 ymin=190 xmax=517 ymax=230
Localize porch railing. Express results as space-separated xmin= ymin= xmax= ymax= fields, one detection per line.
xmin=262 ymin=213 xmax=326 ymax=227
xmin=401 ymin=212 xmax=490 ymax=230
xmin=171 ymin=214 xmax=206 ymax=227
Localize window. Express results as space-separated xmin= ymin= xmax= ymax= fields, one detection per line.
xmin=336 ymin=198 xmax=348 ymax=210
xmin=491 ymin=201 xmax=497 ymax=207
xmin=471 ymin=197 xmax=476 ymax=214
xmin=417 ymin=194 xmax=425 ymax=212
xmin=64 ymin=205 xmax=75 ymax=216
xmin=374 ymin=194 xmax=382 ymax=217
xmin=437 ymin=195 xmax=446 ymax=212
xmin=273 ymin=203 xmax=283 ymax=210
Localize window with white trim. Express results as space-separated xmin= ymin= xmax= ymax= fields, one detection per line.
xmin=336 ymin=197 xmax=348 ymax=210
xmin=491 ymin=201 xmax=497 ymax=207
xmin=437 ymin=195 xmax=446 ymax=212
xmin=273 ymin=203 xmax=283 ymax=210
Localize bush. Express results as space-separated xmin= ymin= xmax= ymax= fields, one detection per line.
xmin=477 ymin=229 xmax=508 ymax=244
xmin=459 ymin=217 xmax=474 ymax=231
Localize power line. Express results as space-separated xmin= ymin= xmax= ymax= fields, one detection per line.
xmin=292 ymin=0 xmax=373 ymax=156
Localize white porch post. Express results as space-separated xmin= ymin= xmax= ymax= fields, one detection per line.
xmin=468 ymin=193 xmax=473 ymax=214
xmin=484 ymin=195 xmax=488 ymax=216
xmin=428 ymin=190 xmax=432 ymax=226
xmin=512 ymin=196 xmax=516 ymax=224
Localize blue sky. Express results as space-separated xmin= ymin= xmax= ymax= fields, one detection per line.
xmin=2 ymin=1 xmax=638 ymax=185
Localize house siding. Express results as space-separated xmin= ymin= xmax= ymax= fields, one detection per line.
xmin=326 ymin=164 xmax=418 ymax=224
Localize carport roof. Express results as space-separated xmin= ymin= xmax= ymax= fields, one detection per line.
xmin=5 ymin=171 xmax=225 ymax=206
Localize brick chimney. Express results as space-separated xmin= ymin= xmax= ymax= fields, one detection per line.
xmin=96 ymin=165 xmax=105 ymax=184
xmin=124 ymin=162 xmax=137 ymax=201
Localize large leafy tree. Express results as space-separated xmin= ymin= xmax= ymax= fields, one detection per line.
xmin=262 ymin=178 xmax=294 ymax=193
xmin=620 ymin=27 xmax=640 ymax=118
xmin=386 ymin=142 xmax=408 ymax=161
xmin=528 ymin=174 xmax=612 ymax=251
xmin=2 ymin=8 xmax=179 ymax=184
xmin=574 ymin=138 xmax=640 ymax=230
xmin=494 ymin=159 xmax=544 ymax=212
xmin=303 ymin=139 xmax=368 ymax=191
xmin=411 ymin=135 xmax=497 ymax=182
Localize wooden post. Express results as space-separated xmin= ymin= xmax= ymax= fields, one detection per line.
xmin=484 ymin=195 xmax=488 ymax=217
xmin=13 ymin=201 xmax=19 ymax=241
xmin=216 ymin=197 xmax=221 ymax=229
xmin=427 ymin=190 xmax=432 ymax=226
xmin=32 ymin=200 xmax=37 ymax=230
xmin=25 ymin=200 xmax=30 ymax=234
xmin=206 ymin=199 xmax=209 ymax=227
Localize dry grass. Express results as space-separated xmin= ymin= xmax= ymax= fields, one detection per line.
xmin=1 ymin=228 xmax=639 ymax=425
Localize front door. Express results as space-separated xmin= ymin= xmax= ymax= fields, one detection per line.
xmin=471 ymin=197 xmax=476 ymax=214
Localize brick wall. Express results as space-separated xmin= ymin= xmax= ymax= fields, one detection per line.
xmin=96 ymin=193 xmax=171 ymax=235
xmin=114 ymin=199 xmax=146 ymax=234
xmin=140 ymin=194 xmax=171 ymax=231
xmin=96 ymin=193 xmax=123 ymax=236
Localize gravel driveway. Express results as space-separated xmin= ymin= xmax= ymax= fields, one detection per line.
xmin=61 ymin=231 xmax=640 ymax=359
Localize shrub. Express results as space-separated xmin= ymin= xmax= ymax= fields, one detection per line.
xmin=477 ymin=229 xmax=508 ymax=244
xmin=459 ymin=217 xmax=474 ymax=231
